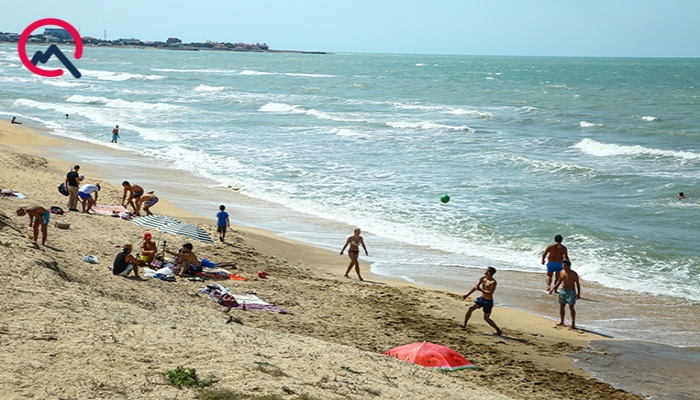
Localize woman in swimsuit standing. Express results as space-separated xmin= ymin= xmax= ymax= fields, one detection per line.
xmin=340 ymin=228 xmax=369 ymax=281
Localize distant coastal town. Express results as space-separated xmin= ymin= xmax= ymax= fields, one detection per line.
xmin=0 ymin=27 xmax=327 ymax=54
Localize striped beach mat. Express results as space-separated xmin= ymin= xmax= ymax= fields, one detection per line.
xmin=132 ymin=216 xmax=214 ymax=244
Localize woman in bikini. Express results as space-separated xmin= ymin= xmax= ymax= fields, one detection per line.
xmin=340 ymin=228 xmax=369 ymax=281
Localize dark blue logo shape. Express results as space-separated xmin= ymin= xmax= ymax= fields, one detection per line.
xmin=30 ymin=44 xmax=81 ymax=78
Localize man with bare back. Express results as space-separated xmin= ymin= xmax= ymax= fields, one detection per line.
xmin=542 ymin=234 xmax=569 ymax=292
xmin=549 ymin=260 xmax=580 ymax=329
xmin=461 ymin=267 xmax=502 ymax=335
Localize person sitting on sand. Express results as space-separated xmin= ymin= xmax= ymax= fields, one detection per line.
xmin=11 ymin=117 xmax=21 ymax=124
xmin=340 ymin=228 xmax=368 ymax=281
xmin=136 ymin=191 xmax=158 ymax=216
xmin=16 ymin=205 xmax=49 ymax=246
xmin=112 ymin=243 xmax=142 ymax=278
xmin=542 ymin=234 xmax=569 ymax=292
xmin=78 ymin=183 xmax=100 ymax=213
xmin=462 ymin=267 xmax=502 ymax=335
xmin=121 ymin=181 xmax=144 ymax=213
xmin=140 ymin=232 xmax=157 ymax=264
xmin=165 ymin=243 xmax=237 ymax=277
xmin=548 ymin=260 xmax=581 ymax=329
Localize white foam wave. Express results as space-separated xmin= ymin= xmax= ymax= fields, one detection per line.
xmin=259 ymin=102 xmax=304 ymax=114
xmin=415 ymin=63 xmax=425 ymax=67
xmin=284 ymin=72 xmax=335 ymax=78
xmin=573 ymin=138 xmax=700 ymax=161
xmin=642 ymin=116 xmax=661 ymax=122
xmin=42 ymin=80 xmax=87 ymax=88
xmin=258 ymin=102 xmax=360 ymax=122
xmin=66 ymin=95 xmax=184 ymax=111
xmin=240 ymin=69 xmax=275 ymax=76
xmin=580 ymin=121 xmax=604 ymax=128
xmin=450 ymin=108 xmax=495 ymax=118
xmin=386 ymin=121 xmax=474 ymax=132
xmin=194 ymin=84 xmax=227 ymax=92
xmin=329 ymin=128 xmax=371 ymax=139
xmin=81 ymin=69 xmax=165 ymax=81
xmin=152 ymin=68 xmax=237 ymax=74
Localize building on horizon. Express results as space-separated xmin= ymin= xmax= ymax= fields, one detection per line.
xmin=44 ymin=28 xmax=71 ymax=39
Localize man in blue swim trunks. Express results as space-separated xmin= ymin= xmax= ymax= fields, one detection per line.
xmin=461 ymin=267 xmax=502 ymax=335
xmin=549 ymin=260 xmax=581 ymax=329
xmin=542 ymin=234 xmax=569 ymax=292
xmin=137 ymin=191 xmax=158 ymax=216
xmin=165 ymin=243 xmax=237 ymax=277
xmin=16 ymin=205 xmax=49 ymax=246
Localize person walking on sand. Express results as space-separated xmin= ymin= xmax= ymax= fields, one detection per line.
xmin=78 ymin=183 xmax=100 ymax=213
xmin=121 ymin=181 xmax=144 ymax=213
xmin=542 ymin=234 xmax=569 ymax=292
xmin=461 ymin=267 xmax=502 ymax=335
xmin=112 ymin=243 xmax=142 ymax=278
xmin=111 ymin=125 xmax=119 ymax=143
xmin=16 ymin=205 xmax=49 ymax=246
xmin=65 ymin=164 xmax=81 ymax=211
xmin=216 ymin=205 xmax=230 ymax=242
xmin=340 ymin=228 xmax=368 ymax=281
xmin=136 ymin=191 xmax=158 ymax=216
xmin=549 ymin=260 xmax=581 ymax=329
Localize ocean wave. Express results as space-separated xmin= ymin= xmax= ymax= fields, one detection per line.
xmin=573 ymin=138 xmax=700 ymax=161
xmin=580 ymin=121 xmax=604 ymax=128
xmin=258 ymin=102 xmax=362 ymax=123
xmin=386 ymin=121 xmax=474 ymax=132
xmin=42 ymin=80 xmax=88 ymax=88
xmin=504 ymin=154 xmax=599 ymax=178
xmin=152 ymin=68 xmax=237 ymax=74
xmin=66 ymin=94 xmax=185 ymax=111
xmin=81 ymin=69 xmax=166 ymax=81
xmin=193 ymin=84 xmax=227 ymax=92
xmin=329 ymin=128 xmax=372 ymax=139
xmin=415 ymin=63 xmax=425 ymax=67
xmin=642 ymin=116 xmax=662 ymax=122
xmin=240 ymin=69 xmax=335 ymax=78
xmin=240 ymin=69 xmax=275 ymax=76
xmin=449 ymin=108 xmax=495 ymax=118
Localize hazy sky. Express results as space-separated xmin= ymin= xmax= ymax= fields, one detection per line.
xmin=3 ymin=0 xmax=699 ymax=57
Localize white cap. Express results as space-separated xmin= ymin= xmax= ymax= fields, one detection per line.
xmin=78 ymin=174 xmax=84 ymax=179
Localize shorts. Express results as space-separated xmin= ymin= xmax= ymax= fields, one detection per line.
xmin=558 ymin=289 xmax=577 ymax=305
xmin=34 ymin=210 xmax=50 ymax=225
xmin=547 ymin=262 xmax=563 ymax=274
xmin=201 ymin=258 xmax=216 ymax=268
xmin=475 ymin=297 xmax=494 ymax=314
xmin=134 ymin=190 xmax=144 ymax=198
xmin=112 ymin=134 xmax=118 ymax=141
xmin=144 ymin=196 xmax=159 ymax=207
xmin=217 ymin=225 xmax=227 ymax=233
xmin=78 ymin=191 xmax=91 ymax=200
xmin=116 ymin=265 xmax=133 ymax=277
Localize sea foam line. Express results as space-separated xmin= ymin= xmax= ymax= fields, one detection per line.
xmin=574 ymin=138 xmax=700 ymax=161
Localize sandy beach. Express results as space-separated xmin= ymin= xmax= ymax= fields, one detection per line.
xmin=0 ymin=120 xmax=639 ymax=399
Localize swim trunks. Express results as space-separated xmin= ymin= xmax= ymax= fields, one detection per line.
xmin=547 ymin=262 xmax=563 ymax=274
xmin=34 ymin=210 xmax=50 ymax=225
xmin=144 ymin=196 xmax=159 ymax=207
xmin=558 ymin=289 xmax=577 ymax=305
xmin=78 ymin=191 xmax=91 ymax=200
xmin=201 ymin=258 xmax=216 ymax=268
xmin=112 ymin=134 xmax=118 ymax=141
xmin=217 ymin=225 xmax=227 ymax=233
xmin=475 ymin=297 xmax=494 ymax=314
xmin=134 ymin=190 xmax=144 ymax=198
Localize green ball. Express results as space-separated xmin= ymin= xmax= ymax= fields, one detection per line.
xmin=440 ymin=194 xmax=450 ymax=203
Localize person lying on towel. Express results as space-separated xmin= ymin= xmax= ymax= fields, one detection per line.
xmin=165 ymin=243 xmax=236 ymax=277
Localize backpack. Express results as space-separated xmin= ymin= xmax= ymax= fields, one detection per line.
xmin=218 ymin=293 xmax=239 ymax=308
xmin=57 ymin=182 xmax=69 ymax=196
xmin=50 ymin=206 xmax=64 ymax=215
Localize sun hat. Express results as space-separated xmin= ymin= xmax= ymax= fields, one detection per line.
xmin=257 ymin=270 xmax=268 ymax=279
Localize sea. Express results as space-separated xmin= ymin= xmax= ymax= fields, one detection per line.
xmin=1 ymin=43 xmax=699 ymax=398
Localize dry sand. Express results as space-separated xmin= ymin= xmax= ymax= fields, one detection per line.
xmin=0 ymin=120 xmax=639 ymax=399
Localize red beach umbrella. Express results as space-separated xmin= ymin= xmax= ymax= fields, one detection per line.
xmin=384 ymin=342 xmax=476 ymax=371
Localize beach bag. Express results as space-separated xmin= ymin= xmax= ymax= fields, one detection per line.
xmin=57 ymin=182 xmax=69 ymax=196
xmin=218 ymin=293 xmax=239 ymax=308
xmin=50 ymin=206 xmax=64 ymax=215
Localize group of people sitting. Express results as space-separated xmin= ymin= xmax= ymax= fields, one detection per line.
xmin=112 ymin=232 xmax=236 ymax=279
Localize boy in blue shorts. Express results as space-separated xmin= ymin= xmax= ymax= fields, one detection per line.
xmin=549 ymin=260 xmax=581 ymax=329
xmin=461 ymin=267 xmax=502 ymax=335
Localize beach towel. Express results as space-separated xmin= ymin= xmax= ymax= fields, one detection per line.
xmin=196 ymin=267 xmax=247 ymax=281
xmin=90 ymin=204 xmax=128 ymax=216
xmin=0 ymin=190 xmax=26 ymax=199
xmin=198 ymin=284 xmax=287 ymax=313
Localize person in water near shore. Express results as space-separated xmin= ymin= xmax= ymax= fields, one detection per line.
xmin=340 ymin=228 xmax=368 ymax=281
xmin=461 ymin=267 xmax=502 ymax=335
xmin=549 ymin=260 xmax=580 ymax=329
xmin=111 ymin=125 xmax=119 ymax=143
xmin=11 ymin=117 xmax=21 ymax=124
xmin=542 ymin=234 xmax=569 ymax=292
xmin=16 ymin=205 xmax=49 ymax=246
xmin=677 ymin=192 xmax=687 ymax=200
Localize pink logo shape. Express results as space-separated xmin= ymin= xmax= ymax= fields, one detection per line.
xmin=18 ymin=18 xmax=83 ymax=78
